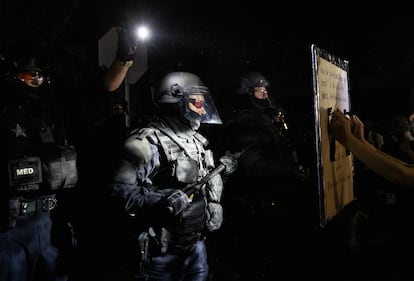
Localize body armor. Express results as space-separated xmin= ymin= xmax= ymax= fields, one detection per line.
xmin=0 ymin=96 xmax=77 ymax=194
xmin=108 ymin=71 xmax=224 ymax=280
xmin=113 ymin=116 xmax=223 ymax=253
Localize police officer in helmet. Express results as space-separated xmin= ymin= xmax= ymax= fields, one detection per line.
xmin=0 ymin=52 xmax=77 ymax=281
xmin=107 ymin=71 xmax=236 ymax=281
xmin=213 ymin=70 xmax=310 ymax=280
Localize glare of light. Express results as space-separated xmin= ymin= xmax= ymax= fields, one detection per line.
xmin=135 ymin=25 xmax=151 ymax=41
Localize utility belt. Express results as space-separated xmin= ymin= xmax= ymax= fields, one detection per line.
xmin=7 ymin=195 xmax=57 ymax=229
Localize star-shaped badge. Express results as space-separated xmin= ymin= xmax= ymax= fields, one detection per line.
xmin=11 ymin=124 xmax=27 ymax=138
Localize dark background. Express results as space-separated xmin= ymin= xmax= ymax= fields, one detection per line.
xmin=2 ymin=1 xmax=414 ymax=123
xmin=3 ymin=2 xmax=414 ymax=278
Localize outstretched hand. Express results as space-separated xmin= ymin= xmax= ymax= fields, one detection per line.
xmin=349 ymin=113 xmax=365 ymax=141
xmin=329 ymin=110 xmax=353 ymax=146
xmin=330 ymin=109 xmax=366 ymax=146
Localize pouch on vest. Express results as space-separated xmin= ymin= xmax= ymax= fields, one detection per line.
xmin=7 ymin=144 xmax=78 ymax=192
xmin=175 ymin=158 xmax=198 ymax=183
xmin=40 ymin=144 xmax=78 ymax=190
xmin=8 ymin=156 xmax=42 ymax=191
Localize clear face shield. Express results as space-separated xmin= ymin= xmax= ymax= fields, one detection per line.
xmin=252 ymin=86 xmax=272 ymax=107
xmin=253 ymin=83 xmax=288 ymax=133
xmin=180 ymin=85 xmax=222 ymax=130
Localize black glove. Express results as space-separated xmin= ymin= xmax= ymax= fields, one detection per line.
xmin=116 ymin=27 xmax=137 ymax=62
xmin=155 ymin=190 xmax=189 ymax=216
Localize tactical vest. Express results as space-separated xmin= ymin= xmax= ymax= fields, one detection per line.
xmin=0 ymin=97 xmax=78 ymax=195
xmin=146 ymin=124 xmax=213 ymax=186
xmin=137 ymin=121 xmax=216 ymax=252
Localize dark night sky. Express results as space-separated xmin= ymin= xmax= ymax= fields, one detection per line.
xmin=2 ymin=1 xmax=414 ymax=124
xmin=77 ymin=2 xmax=414 ymax=119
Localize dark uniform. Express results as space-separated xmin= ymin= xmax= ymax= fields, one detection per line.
xmin=107 ymin=72 xmax=236 ymax=281
xmin=0 ymin=55 xmax=77 ymax=281
xmin=212 ymin=71 xmax=312 ymax=280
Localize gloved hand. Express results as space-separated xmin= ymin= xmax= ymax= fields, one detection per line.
xmin=219 ymin=151 xmax=240 ymax=175
xmin=156 ymin=189 xmax=190 ymax=216
xmin=116 ymin=27 xmax=137 ymax=62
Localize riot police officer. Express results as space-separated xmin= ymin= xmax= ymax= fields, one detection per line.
xmin=0 ymin=53 xmax=78 ymax=281
xmin=212 ymin=71 xmax=311 ymax=280
xmin=107 ymin=71 xmax=236 ymax=281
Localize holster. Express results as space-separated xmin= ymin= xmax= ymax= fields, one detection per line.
xmin=148 ymin=226 xmax=172 ymax=255
xmin=137 ymin=231 xmax=150 ymax=279
xmin=135 ymin=227 xmax=172 ymax=279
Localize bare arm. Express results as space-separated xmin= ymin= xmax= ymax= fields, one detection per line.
xmin=330 ymin=110 xmax=414 ymax=189
xmin=103 ymin=59 xmax=132 ymax=92
xmin=103 ymin=27 xmax=136 ymax=92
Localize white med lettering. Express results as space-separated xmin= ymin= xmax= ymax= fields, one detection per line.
xmin=16 ymin=167 xmax=34 ymax=176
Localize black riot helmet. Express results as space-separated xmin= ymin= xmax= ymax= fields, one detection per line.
xmin=238 ymin=71 xmax=270 ymax=94
xmin=154 ymin=71 xmax=222 ymax=130
xmin=9 ymin=53 xmax=52 ymax=101
xmin=0 ymin=54 xmax=42 ymax=86
xmin=234 ymin=71 xmax=289 ymax=132
xmin=15 ymin=56 xmax=48 ymax=88
xmin=234 ymin=71 xmax=274 ymax=112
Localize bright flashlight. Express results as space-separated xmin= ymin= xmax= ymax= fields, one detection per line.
xmin=135 ymin=25 xmax=151 ymax=41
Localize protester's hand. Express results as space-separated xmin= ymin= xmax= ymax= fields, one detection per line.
xmin=349 ymin=114 xmax=365 ymax=141
xmin=116 ymin=27 xmax=137 ymax=62
xmin=329 ymin=109 xmax=353 ymax=146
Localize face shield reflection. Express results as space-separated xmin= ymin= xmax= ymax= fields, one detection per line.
xmin=189 ymin=93 xmax=222 ymax=125
xmin=17 ymin=71 xmax=45 ymax=88
xmin=188 ymin=95 xmax=207 ymax=116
